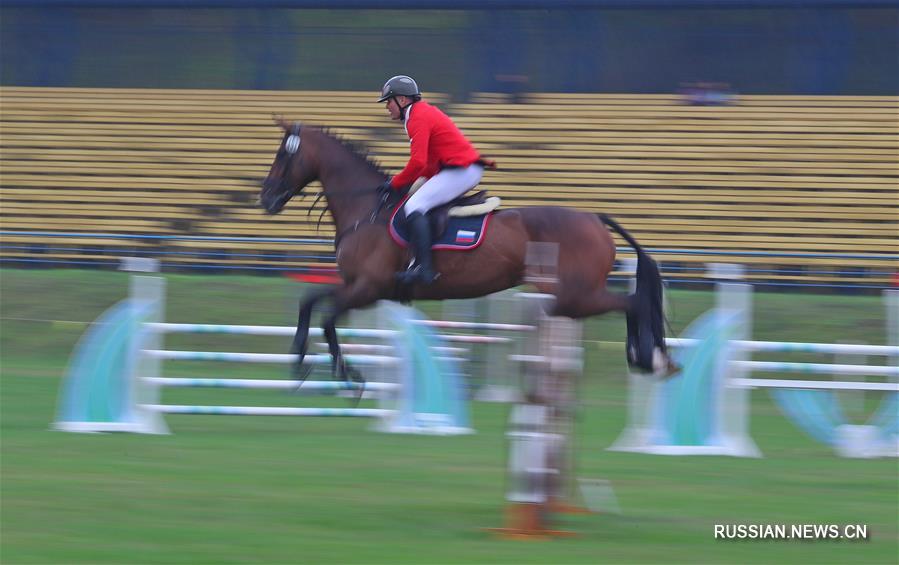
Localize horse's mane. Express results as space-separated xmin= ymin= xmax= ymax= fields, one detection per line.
xmin=316 ymin=126 xmax=387 ymax=178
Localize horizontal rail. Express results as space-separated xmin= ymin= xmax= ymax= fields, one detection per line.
xmin=315 ymin=343 xmax=467 ymax=355
xmin=3 ymin=231 xmax=897 ymax=261
xmin=148 ymin=323 xmax=395 ymax=338
xmin=667 ymin=338 xmax=899 ymax=356
xmin=0 ymin=230 xmax=334 ymax=245
xmin=147 ymin=322 xmax=512 ymax=343
xmin=143 ymin=350 xmax=400 ymax=365
xmin=143 ymin=377 xmax=399 ymax=391
xmin=439 ymin=335 xmax=512 ymax=344
xmin=735 ymin=341 xmax=899 ymax=356
xmin=142 ymin=405 xmax=392 ymax=417
xmin=730 ymin=378 xmax=899 ymax=392
xmin=732 ymin=360 xmax=899 ymax=377
xmin=417 ymin=320 xmax=534 ymax=332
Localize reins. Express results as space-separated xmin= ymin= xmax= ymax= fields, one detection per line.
xmin=332 ymin=203 xmax=393 ymax=250
xmin=300 ymin=182 xmax=391 ymax=239
xmin=328 ymin=184 xmax=398 ymax=250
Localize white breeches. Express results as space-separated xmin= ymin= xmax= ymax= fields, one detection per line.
xmin=403 ymin=164 xmax=484 ymax=215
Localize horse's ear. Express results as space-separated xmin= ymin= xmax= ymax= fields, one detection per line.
xmin=272 ymin=115 xmax=292 ymax=131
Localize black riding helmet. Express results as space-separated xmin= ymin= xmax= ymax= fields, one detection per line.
xmin=377 ymin=75 xmax=422 ymax=103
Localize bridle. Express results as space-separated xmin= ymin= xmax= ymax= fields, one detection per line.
xmin=284 ymin=122 xmax=301 ymax=156
xmin=266 ymin=122 xmax=303 ymax=209
xmin=275 ymin=121 xmax=395 ymax=248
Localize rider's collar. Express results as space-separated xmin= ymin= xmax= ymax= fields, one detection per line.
xmin=401 ymin=99 xmax=417 ymax=123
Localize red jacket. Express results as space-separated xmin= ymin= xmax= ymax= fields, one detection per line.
xmin=390 ymin=101 xmax=482 ymax=190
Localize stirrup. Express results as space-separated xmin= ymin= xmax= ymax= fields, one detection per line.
xmin=396 ymin=264 xmax=436 ymax=285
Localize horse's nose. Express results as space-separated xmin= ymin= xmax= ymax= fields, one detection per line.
xmin=260 ymin=178 xmax=279 ymax=201
xmin=259 ymin=186 xmax=289 ymax=215
xmin=259 ymin=183 xmax=274 ymax=210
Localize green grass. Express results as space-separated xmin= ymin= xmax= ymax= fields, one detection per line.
xmin=1 ymin=269 xmax=897 ymax=564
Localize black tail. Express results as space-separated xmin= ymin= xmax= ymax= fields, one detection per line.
xmin=599 ymin=214 xmax=668 ymax=373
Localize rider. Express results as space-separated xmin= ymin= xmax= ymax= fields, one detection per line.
xmin=378 ymin=75 xmax=487 ymax=285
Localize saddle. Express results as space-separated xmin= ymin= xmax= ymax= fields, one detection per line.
xmin=429 ymin=190 xmax=500 ymax=239
xmin=388 ymin=190 xmax=501 ymax=251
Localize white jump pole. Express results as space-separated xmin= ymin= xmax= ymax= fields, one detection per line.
xmin=55 ymin=259 xmax=473 ymax=435
xmin=610 ymin=262 xmax=761 ymax=456
xmin=123 ymin=257 xmax=170 ymax=435
xmin=709 ymin=263 xmax=760 ymax=458
xmin=475 ymin=290 xmax=526 ymax=402
xmin=490 ymin=243 xmax=585 ymax=537
xmin=610 ymin=260 xmax=898 ymax=458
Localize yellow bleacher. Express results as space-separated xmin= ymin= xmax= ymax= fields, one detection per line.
xmin=1 ymin=86 xmax=896 ymax=284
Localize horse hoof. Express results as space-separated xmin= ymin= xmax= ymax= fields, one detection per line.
xmin=652 ymin=349 xmax=681 ymax=380
xmin=344 ymin=367 xmax=366 ymax=407
xmin=657 ymin=360 xmax=681 ymax=380
xmin=291 ymin=361 xmax=313 ymax=386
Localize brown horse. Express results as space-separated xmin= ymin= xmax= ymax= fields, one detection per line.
xmin=260 ymin=119 xmax=674 ymax=386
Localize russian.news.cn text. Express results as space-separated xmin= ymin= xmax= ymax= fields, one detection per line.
xmin=714 ymin=524 xmax=869 ymax=541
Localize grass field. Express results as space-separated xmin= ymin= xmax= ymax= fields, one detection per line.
xmin=1 ymin=269 xmax=897 ymax=564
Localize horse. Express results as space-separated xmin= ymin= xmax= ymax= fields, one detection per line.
xmin=260 ymin=118 xmax=675 ymax=387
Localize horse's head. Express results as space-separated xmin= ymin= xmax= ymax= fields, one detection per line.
xmin=260 ymin=118 xmax=318 ymax=215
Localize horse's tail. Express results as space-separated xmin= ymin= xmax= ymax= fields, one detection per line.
xmin=598 ymin=214 xmax=672 ymax=376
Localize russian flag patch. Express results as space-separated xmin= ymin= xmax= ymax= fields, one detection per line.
xmin=455 ymin=229 xmax=476 ymax=244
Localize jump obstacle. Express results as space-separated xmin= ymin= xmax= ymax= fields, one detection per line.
xmin=610 ymin=262 xmax=899 ymax=459
xmin=54 ymin=258 xmax=473 ymax=435
xmin=487 ymin=244 xmax=602 ymax=539
xmin=442 ymin=292 xmax=531 ymax=403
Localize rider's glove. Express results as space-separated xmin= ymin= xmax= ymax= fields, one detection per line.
xmin=376 ymin=179 xmax=393 ymax=201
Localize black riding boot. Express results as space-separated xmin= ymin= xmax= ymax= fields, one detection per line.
xmin=397 ymin=212 xmax=436 ymax=285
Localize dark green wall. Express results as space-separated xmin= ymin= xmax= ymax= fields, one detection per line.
xmin=2 ymin=7 xmax=896 ymax=94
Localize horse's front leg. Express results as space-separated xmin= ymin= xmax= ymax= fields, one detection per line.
xmin=291 ymin=286 xmax=336 ymax=382
xmin=320 ymin=280 xmax=384 ymax=399
xmin=322 ymin=311 xmax=364 ymax=387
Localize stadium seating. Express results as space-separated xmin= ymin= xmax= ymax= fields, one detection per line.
xmin=1 ymin=87 xmax=896 ymax=285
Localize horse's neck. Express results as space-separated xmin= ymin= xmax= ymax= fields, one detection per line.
xmin=320 ymin=175 xmax=381 ymax=232
xmin=316 ymin=142 xmax=384 ymax=232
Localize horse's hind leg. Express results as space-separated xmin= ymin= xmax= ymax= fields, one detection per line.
xmin=550 ymin=286 xmax=630 ymax=319
xmin=291 ymin=286 xmax=336 ymax=382
xmin=553 ymin=285 xmax=677 ymax=378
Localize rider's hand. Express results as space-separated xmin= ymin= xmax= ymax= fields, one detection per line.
xmin=376 ymin=178 xmax=393 ymax=200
